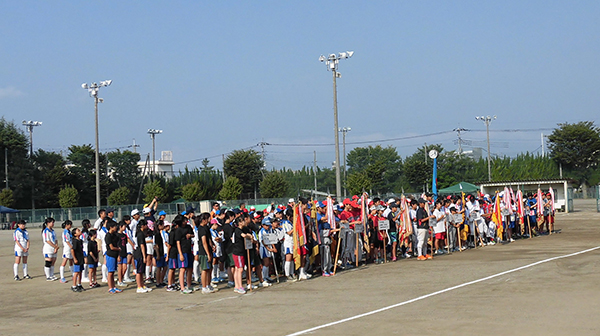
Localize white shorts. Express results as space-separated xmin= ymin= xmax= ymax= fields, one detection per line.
xmin=63 ymin=249 xmax=73 ymax=259
xmin=15 ymin=250 xmax=28 ymax=257
xmin=146 ymin=244 xmax=154 ymax=255
xmin=44 ymin=253 xmax=57 ymax=259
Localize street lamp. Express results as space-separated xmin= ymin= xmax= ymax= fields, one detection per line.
xmin=339 ymin=127 xmax=351 ymax=197
xmin=22 ymin=120 xmax=42 ymax=210
xmin=475 ymin=115 xmax=497 ymax=181
xmin=82 ymin=80 xmax=112 ymax=211
xmin=147 ymin=129 xmax=162 ymax=178
xmin=319 ymin=50 xmax=354 ymax=198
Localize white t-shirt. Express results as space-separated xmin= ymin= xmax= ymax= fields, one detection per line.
xmin=93 ymin=218 xmax=103 ymax=230
xmin=281 ymin=220 xmax=294 ymax=248
xmin=14 ymin=228 xmax=28 ymax=252
xmin=42 ymin=228 xmax=57 ymax=255
xmin=62 ymin=229 xmax=72 ymax=248
xmin=97 ymin=227 xmax=108 ymax=255
xmin=433 ymin=209 xmax=446 ymax=233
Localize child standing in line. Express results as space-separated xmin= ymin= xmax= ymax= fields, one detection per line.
xmin=60 ymin=220 xmax=74 ymax=283
xmin=210 ymin=219 xmax=224 ymax=284
xmin=105 ymin=221 xmax=122 ymax=294
xmin=232 ymin=213 xmax=254 ymax=294
xmin=432 ymin=201 xmax=446 ymax=255
xmin=42 ymin=218 xmax=59 ymax=281
xmin=80 ymin=219 xmax=91 ymax=283
xmin=87 ymin=230 xmax=100 ymax=288
xmin=13 ymin=220 xmax=31 ymax=280
xmin=70 ymin=228 xmax=85 ymax=292
xmin=196 ymin=213 xmax=217 ymax=294
xmin=153 ymin=221 xmax=167 ymax=289
xmin=145 ymin=226 xmax=155 ymax=284
xmin=116 ymin=222 xmax=129 ymax=287
xmin=134 ymin=220 xmax=152 ymax=293
xmin=166 ymin=219 xmax=180 ymax=292
xmin=175 ymin=215 xmax=194 ymax=294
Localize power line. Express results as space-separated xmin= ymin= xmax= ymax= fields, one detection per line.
xmin=266 ymin=130 xmax=454 ymax=147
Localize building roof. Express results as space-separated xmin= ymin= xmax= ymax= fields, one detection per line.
xmin=476 ymin=178 xmax=576 ymax=186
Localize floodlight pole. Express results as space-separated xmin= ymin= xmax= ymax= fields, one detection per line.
xmin=320 ymin=51 xmax=353 ymax=199
xmin=340 ymin=127 xmax=351 ymax=198
xmin=22 ymin=120 xmax=42 ymax=210
xmin=148 ymin=129 xmax=163 ymax=180
xmin=476 ymin=115 xmax=496 ymax=182
xmin=82 ymin=80 xmax=112 ymax=211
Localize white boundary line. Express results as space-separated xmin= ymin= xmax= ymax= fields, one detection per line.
xmin=287 ymin=246 xmax=600 ymax=336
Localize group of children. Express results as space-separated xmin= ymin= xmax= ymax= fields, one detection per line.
xmin=12 ymin=190 xmax=556 ymax=295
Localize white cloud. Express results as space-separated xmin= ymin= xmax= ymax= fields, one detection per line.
xmin=0 ymin=86 xmax=24 ymax=99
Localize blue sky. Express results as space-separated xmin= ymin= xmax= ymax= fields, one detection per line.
xmin=1 ymin=1 xmax=599 ymax=170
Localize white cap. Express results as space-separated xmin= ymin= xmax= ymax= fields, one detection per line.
xmin=143 ymin=207 xmax=152 ymax=214
xmin=288 ymin=198 xmax=295 ymax=203
xmin=387 ymin=198 xmax=396 ymax=204
xmin=131 ymin=209 xmax=140 ymax=216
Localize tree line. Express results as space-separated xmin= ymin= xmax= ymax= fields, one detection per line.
xmin=0 ymin=118 xmax=599 ymax=209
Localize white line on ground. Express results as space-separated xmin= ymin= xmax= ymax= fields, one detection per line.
xmin=286 ymin=246 xmax=600 ymax=336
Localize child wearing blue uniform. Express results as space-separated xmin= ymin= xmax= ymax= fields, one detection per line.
xmin=42 ymin=218 xmax=59 ymax=281
xmin=60 ymin=220 xmax=74 ymax=283
xmin=70 ymin=228 xmax=85 ymax=292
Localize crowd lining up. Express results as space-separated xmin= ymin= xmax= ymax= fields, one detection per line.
xmin=12 ymin=188 xmax=557 ymax=295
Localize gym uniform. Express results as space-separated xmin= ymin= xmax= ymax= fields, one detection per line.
xmin=197 ymin=225 xmax=212 ymax=270
xmin=104 ymin=232 xmax=119 ymax=273
xmin=62 ymin=229 xmax=73 ymax=259
xmin=154 ymin=229 xmax=166 ymax=268
xmin=42 ymin=227 xmax=57 ymax=258
xmin=133 ymin=232 xmax=147 ymax=274
xmin=14 ymin=227 xmax=29 ymax=257
xmin=175 ymin=225 xmax=193 ymax=268
xmin=72 ymin=238 xmax=84 ymax=273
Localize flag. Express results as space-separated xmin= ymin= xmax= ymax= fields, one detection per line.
xmin=492 ymin=192 xmax=503 ymax=238
xmin=516 ymin=190 xmax=524 ymax=224
xmin=537 ymin=188 xmax=544 ymax=223
xmin=292 ymin=204 xmax=306 ymax=270
xmin=549 ymin=188 xmax=555 ymax=212
xmin=504 ymin=187 xmax=513 ymax=215
xmin=326 ymin=196 xmax=336 ymax=229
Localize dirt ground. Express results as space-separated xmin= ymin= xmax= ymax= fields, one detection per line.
xmin=1 ymin=201 xmax=599 ymax=336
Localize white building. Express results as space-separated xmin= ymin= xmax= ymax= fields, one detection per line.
xmin=478 ymin=179 xmax=575 ymax=213
xmin=138 ymin=150 xmax=175 ymax=179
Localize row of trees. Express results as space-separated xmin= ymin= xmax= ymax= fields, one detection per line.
xmin=1 ymin=118 xmax=599 ymax=209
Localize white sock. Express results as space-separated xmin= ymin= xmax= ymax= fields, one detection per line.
xmin=13 ymin=263 xmax=19 ymax=277
xmin=151 ymin=267 xmax=155 ymax=278
xmin=299 ymin=267 xmax=305 ymax=277
xmin=262 ymin=266 xmax=269 ymax=280
xmin=102 ymin=264 xmax=108 ymax=280
xmin=193 ymin=260 xmax=199 ymax=281
xmin=145 ymin=266 xmax=151 ymax=278
xmin=23 ymin=264 xmax=28 ymax=276
xmin=60 ymin=266 xmax=65 ymax=279
xmin=211 ymin=266 xmax=218 ymax=279
xmin=44 ymin=267 xmax=50 ymax=278
xmin=284 ymin=261 xmax=291 ymax=276
xmin=125 ymin=264 xmax=131 ymax=278
xmin=50 ymin=266 xmax=55 ymax=277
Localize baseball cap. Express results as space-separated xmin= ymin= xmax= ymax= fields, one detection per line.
xmin=250 ymin=206 xmax=256 ymax=211
xmin=418 ymin=198 xmax=426 ymax=204
xmin=106 ymin=207 xmax=115 ymax=213
xmin=387 ymin=198 xmax=396 ymax=204
xmin=232 ymin=208 xmax=241 ymax=214
xmin=261 ymin=217 xmax=271 ymax=226
xmin=253 ymin=213 xmax=261 ymax=219
xmin=186 ymin=206 xmax=196 ymax=214
xmin=131 ymin=209 xmax=140 ymax=217
xmin=389 ymin=203 xmax=398 ymax=208
xmin=158 ymin=210 xmax=167 ymax=216
xmin=288 ymin=198 xmax=295 ymax=203
xmin=210 ymin=218 xmax=219 ymax=225
xmin=317 ymin=201 xmax=325 ymax=208
xmin=142 ymin=207 xmax=152 ymax=214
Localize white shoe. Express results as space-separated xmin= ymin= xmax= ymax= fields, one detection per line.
xmin=261 ymin=281 xmax=272 ymax=287
xmin=123 ymin=277 xmax=134 ymax=283
xmin=81 ymin=277 xmax=90 ymax=283
xmin=298 ymin=273 xmax=307 ymax=280
xmin=101 ymin=278 xmax=108 ymax=283
xmin=510 ymin=238 xmax=515 ymax=242
xmin=246 ymin=284 xmax=258 ymax=290
xmin=136 ymin=287 xmax=149 ymax=293
xmin=208 ymin=285 xmax=219 ymax=292
xmin=144 ymin=286 xmax=152 ymax=292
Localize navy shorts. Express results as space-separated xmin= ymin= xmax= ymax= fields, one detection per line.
xmin=105 ymin=255 xmax=117 ymax=273
xmin=156 ymin=255 xmax=167 ymax=268
xmin=168 ymin=257 xmax=179 ymax=270
xmin=73 ymin=264 xmax=83 ymax=273
xmin=134 ymin=259 xmax=145 ymax=274
xmin=179 ymin=253 xmax=192 ymax=269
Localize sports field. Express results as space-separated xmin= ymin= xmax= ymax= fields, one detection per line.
xmin=1 ymin=201 xmax=599 ymax=336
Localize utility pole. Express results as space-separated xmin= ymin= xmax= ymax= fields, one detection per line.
xmin=424 ymin=143 xmax=428 ymax=164
xmin=313 ymin=151 xmax=318 ymax=197
xmin=22 ymin=120 xmax=42 ymax=210
xmin=258 ymin=141 xmax=268 ymax=177
xmin=454 ymin=128 xmax=467 ymax=155
xmin=128 ymin=138 xmax=140 ymax=153
xmin=340 ymin=127 xmax=351 ymax=198
xmin=541 ymin=133 xmax=545 ymax=157
xmin=319 ymin=51 xmax=354 ymax=199
xmin=4 ymin=148 xmax=8 ymax=189
xmin=222 ymin=154 xmax=226 ymax=180
xmin=475 ymin=115 xmax=497 ymax=182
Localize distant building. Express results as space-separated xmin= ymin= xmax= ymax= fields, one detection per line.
xmin=462 ymin=147 xmax=483 ymax=161
xmin=138 ymin=150 xmax=175 ymax=179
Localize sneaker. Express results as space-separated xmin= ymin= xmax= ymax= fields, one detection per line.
xmin=123 ymin=277 xmax=134 ymax=283
xmin=47 ymin=277 xmax=55 ymax=281
xmin=108 ymin=288 xmax=117 ymax=294
xmin=261 ymin=281 xmax=272 ymax=287
xmin=156 ymin=283 xmax=165 ymax=289
xmin=14 ymin=275 xmax=20 ymax=281
xmin=322 ymin=272 xmax=330 ymax=277
xmin=113 ymin=288 xmax=123 ymax=293
xmin=233 ymin=287 xmax=246 ymax=294
xmin=166 ymin=286 xmax=176 ymax=292
xmin=246 ymin=284 xmax=258 ymax=290
xmin=181 ymin=288 xmax=193 ymax=294
xmin=144 ymin=286 xmax=153 ymax=292
xmin=60 ymin=278 xmax=67 ymax=283
xmin=287 ymin=275 xmax=297 ymax=282
xmin=71 ymin=286 xmax=78 ymax=292
xmin=226 ymin=281 xmax=235 ymax=288
xmin=202 ymin=287 xmax=217 ymax=294
xmin=137 ymin=287 xmax=149 ymax=293
xmin=144 ymin=278 xmax=152 ymax=284
xmin=23 ymin=275 xmax=32 ymax=280
xmin=117 ymin=281 xmax=128 ymax=287
xmin=211 ymin=277 xmax=219 ymax=284
xmin=510 ymin=238 xmax=515 ymax=242
xmin=92 ymin=282 xmax=101 ymax=288
xmin=417 ymin=256 xmax=427 ymax=261
xmin=101 ymin=278 xmax=108 ymax=283
xmin=77 ymin=285 xmax=85 ymax=292
xmin=404 ymin=253 xmax=412 ymax=259
xmin=426 ymin=255 xmax=433 ymax=260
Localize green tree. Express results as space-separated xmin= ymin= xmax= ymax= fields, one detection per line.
xmin=260 ymin=171 xmax=289 ymax=198
xmin=0 ymin=188 xmax=14 ymax=207
xmin=201 ymin=158 xmax=214 ymax=172
xmin=107 ymin=150 xmax=141 ymax=190
xmin=66 ymin=144 xmax=108 ymax=206
xmin=182 ymin=182 xmax=203 ymax=202
xmin=33 ymin=149 xmax=70 ymax=208
xmin=108 ymin=186 xmax=130 ymax=206
xmin=223 ymin=149 xmax=263 ymax=194
xmin=548 ymin=121 xmax=600 ymax=188
xmin=219 ymin=176 xmax=243 ymax=200
xmin=143 ymin=180 xmax=167 ymax=203
xmin=346 ymin=145 xmax=401 ymax=194
xmin=0 ymin=118 xmax=34 ymax=208
xmin=346 ymin=171 xmax=371 ymax=195
xmin=58 ymin=185 xmax=79 ymax=208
